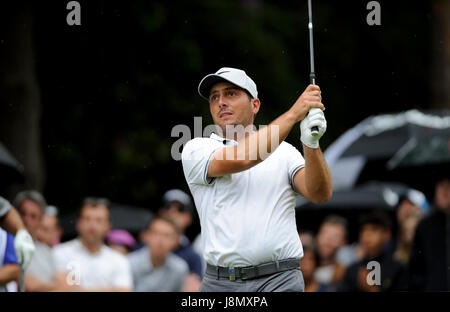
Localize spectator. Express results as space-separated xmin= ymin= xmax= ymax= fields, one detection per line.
xmin=301 ymin=240 xmax=333 ymax=292
xmin=0 ymin=228 xmax=20 ymax=292
xmin=0 ymin=196 xmax=35 ymax=275
xmin=299 ymin=230 xmax=315 ymax=248
xmin=409 ymin=177 xmax=450 ymax=291
xmin=53 ymin=197 xmax=132 ymax=291
xmin=14 ymin=190 xmax=63 ymax=292
xmin=106 ymin=229 xmax=136 ymax=255
xmin=315 ymin=215 xmax=348 ymax=287
xmin=127 ymin=216 xmax=188 ymax=292
xmin=339 ymin=210 xmax=407 ymax=292
xmin=159 ymin=189 xmax=203 ymax=291
xmin=396 ymin=189 xmax=429 ymax=226
xmin=36 ymin=206 xmax=63 ymax=248
xmin=393 ymin=189 xmax=427 ymax=264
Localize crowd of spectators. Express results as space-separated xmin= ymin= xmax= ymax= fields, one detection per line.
xmin=1 ymin=175 xmax=449 ymax=292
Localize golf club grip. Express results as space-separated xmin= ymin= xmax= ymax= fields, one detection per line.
xmin=310 ymin=75 xmax=319 ymax=136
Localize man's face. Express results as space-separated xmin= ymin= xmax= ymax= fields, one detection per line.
xmin=19 ymin=199 xmax=43 ymax=238
xmin=159 ymin=201 xmax=192 ymax=233
xmin=316 ymin=223 xmax=346 ymax=261
xmin=146 ymin=219 xmax=179 ymax=259
xmin=209 ymin=82 xmax=260 ymax=134
xmin=36 ymin=214 xmax=61 ymax=247
xmin=77 ymin=205 xmax=111 ymax=246
xmin=396 ymin=199 xmax=421 ymax=224
xmin=435 ymin=179 xmax=450 ymax=212
xmin=359 ymin=224 xmax=390 ymax=258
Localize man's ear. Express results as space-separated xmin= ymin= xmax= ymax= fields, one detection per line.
xmin=251 ymin=98 xmax=261 ymax=116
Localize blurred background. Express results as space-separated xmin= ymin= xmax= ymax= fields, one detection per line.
xmin=0 ymin=0 xmax=449 ymax=243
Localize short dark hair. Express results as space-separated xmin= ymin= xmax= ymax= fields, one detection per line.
xmin=82 ymin=197 xmax=110 ymax=208
xmin=78 ymin=197 xmax=111 ymax=220
xmin=358 ymin=210 xmax=392 ymax=232
xmin=209 ymin=84 xmax=253 ymax=102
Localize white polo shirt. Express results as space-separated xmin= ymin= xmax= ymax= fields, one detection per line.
xmin=181 ymin=133 xmax=305 ymax=267
xmin=53 ymin=239 xmax=133 ymax=289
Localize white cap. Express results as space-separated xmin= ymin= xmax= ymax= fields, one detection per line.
xmin=198 ymin=67 xmax=258 ymax=101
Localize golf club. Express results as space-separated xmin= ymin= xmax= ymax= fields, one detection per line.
xmin=19 ymin=267 xmax=25 ymax=292
xmin=308 ymin=0 xmax=320 ymax=136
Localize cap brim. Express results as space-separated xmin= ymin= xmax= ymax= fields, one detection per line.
xmin=198 ymin=74 xmax=237 ymax=101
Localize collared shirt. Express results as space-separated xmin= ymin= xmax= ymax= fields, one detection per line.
xmin=53 ymin=238 xmax=132 ymax=289
xmin=127 ymin=246 xmax=188 ymax=292
xmin=181 ymin=133 xmax=305 ymax=267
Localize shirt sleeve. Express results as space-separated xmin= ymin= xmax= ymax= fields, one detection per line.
xmin=4 ymin=233 xmax=18 ymax=265
xmin=181 ymin=138 xmax=223 ymax=185
xmin=112 ymin=256 xmax=133 ymax=290
xmin=0 ymin=196 xmax=12 ymax=219
xmin=284 ymin=142 xmax=306 ymax=193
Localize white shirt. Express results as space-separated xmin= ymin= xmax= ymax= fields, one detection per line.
xmin=53 ymin=239 xmax=133 ymax=289
xmin=181 ymin=133 xmax=305 ymax=267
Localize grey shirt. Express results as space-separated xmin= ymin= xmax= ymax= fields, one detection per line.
xmin=27 ymin=241 xmax=56 ymax=282
xmin=127 ymin=246 xmax=188 ymax=292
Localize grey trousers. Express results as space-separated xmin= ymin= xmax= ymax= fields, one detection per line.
xmin=200 ymin=268 xmax=304 ymax=292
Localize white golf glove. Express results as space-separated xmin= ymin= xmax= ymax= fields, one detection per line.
xmin=300 ymin=108 xmax=327 ymax=149
xmin=14 ymin=229 xmax=35 ymax=271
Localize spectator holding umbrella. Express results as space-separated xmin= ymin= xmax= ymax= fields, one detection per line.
xmin=394 ymin=189 xmax=428 ymax=264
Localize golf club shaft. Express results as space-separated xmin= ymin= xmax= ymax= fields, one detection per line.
xmin=308 ymin=0 xmax=319 ymax=135
xmin=20 ymin=267 xmax=25 ymax=292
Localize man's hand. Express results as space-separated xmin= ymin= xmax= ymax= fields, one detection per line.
xmin=300 ymin=108 xmax=327 ymax=148
xmin=288 ymin=84 xmax=324 ymax=122
xmin=14 ymin=229 xmax=35 ymax=271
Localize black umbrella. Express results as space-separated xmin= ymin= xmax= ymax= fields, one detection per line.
xmin=296 ymin=181 xmax=412 ymax=211
xmin=324 ymin=109 xmax=450 ymax=192
xmin=60 ymin=203 xmax=154 ymax=242
xmin=0 ymin=142 xmax=25 ymax=188
xmin=387 ymin=134 xmax=450 ymax=169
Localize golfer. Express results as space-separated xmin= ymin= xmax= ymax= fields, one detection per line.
xmin=181 ymin=67 xmax=332 ymax=292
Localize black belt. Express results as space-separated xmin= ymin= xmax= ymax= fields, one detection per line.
xmin=206 ymin=258 xmax=300 ymax=281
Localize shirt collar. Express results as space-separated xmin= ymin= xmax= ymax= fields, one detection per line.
xmin=210 ymin=133 xmax=238 ymax=145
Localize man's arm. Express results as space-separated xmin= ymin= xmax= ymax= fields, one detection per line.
xmin=208 ymin=84 xmax=324 ymax=178
xmin=0 ymin=206 xmax=25 ymax=235
xmin=0 ymin=203 xmax=35 ymax=271
xmin=0 ymin=264 xmax=20 ymax=286
xmin=293 ymin=146 xmax=332 ymax=203
xmin=53 ymin=271 xmax=131 ymax=292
